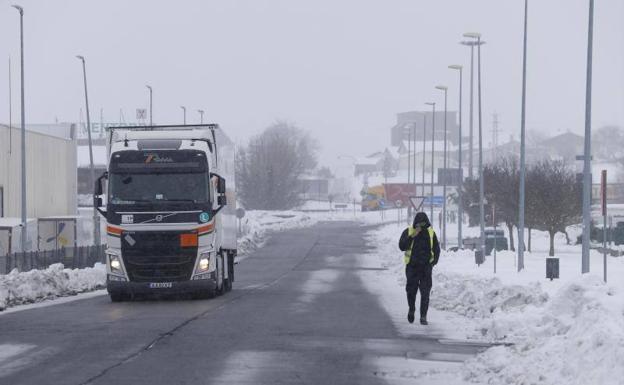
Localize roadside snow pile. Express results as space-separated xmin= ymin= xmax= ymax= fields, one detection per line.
xmin=237 ymin=211 xmax=317 ymax=256
xmin=0 ymin=263 xmax=106 ymax=311
xmin=368 ymin=223 xmax=624 ymax=385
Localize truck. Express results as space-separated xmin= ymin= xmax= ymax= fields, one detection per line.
xmin=94 ymin=125 xmax=237 ymax=302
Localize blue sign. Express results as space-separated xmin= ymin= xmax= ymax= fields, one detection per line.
xmin=199 ymin=212 xmax=210 ymax=223
xmin=423 ymin=196 xmax=445 ymax=207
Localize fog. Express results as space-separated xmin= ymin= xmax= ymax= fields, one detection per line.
xmin=0 ymin=0 xmax=622 ymax=171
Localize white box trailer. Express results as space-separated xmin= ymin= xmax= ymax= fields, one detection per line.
xmin=95 ymin=125 xmax=237 ymax=301
xmin=0 ymin=218 xmax=37 ymax=256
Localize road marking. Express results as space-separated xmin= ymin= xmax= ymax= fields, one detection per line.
xmin=0 ymin=290 xmax=108 ymax=317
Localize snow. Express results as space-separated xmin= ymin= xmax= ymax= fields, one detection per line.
xmin=366 ymin=222 xmax=624 ymax=384
xmin=0 ymin=263 xmax=106 ymax=311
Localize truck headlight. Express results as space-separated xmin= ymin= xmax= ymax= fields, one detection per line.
xmin=108 ymin=254 xmax=123 ymax=273
xmin=195 ymin=251 xmax=212 ymax=274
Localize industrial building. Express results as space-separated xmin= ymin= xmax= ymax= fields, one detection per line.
xmin=0 ymin=124 xmax=78 ymax=218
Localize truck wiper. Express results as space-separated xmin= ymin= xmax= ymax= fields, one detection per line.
xmin=162 ymin=199 xmax=198 ymax=203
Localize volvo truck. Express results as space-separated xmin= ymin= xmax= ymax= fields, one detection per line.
xmin=94 ymin=125 xmax=237 ymax=301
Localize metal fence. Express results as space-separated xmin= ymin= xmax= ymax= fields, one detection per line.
xmin=0 ymin=245 xmax=106 ymax=275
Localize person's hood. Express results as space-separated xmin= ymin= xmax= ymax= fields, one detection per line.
xmin=413 ymin=212 xmax=431 ymax=228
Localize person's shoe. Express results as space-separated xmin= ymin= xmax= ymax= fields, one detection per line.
xmin=407 ymin=309 xmax=415 ymax=324
xmin=420 ymin=317 xmax=428 ymax=325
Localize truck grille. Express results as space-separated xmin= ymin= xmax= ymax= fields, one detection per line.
xmin=121 ymin=231 xmax=197 ymax=282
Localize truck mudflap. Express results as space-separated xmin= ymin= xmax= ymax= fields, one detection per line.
xmin=107 ymin=275 xmax=217 ymax=297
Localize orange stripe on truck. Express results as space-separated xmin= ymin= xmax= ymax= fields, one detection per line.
xmin=198 ymin=222 xmax=214 ymax=235
xmin=107 ymin=226 xmax=122 ymax=236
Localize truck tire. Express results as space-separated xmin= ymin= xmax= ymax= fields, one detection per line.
xmin=215 ymin=253 xmax=225 ymax=296
xmin=110 ymin=293 xmax=125 ymax=302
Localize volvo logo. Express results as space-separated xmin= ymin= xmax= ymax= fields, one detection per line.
xmin=155 ymin=215 xmax=164 ymax=222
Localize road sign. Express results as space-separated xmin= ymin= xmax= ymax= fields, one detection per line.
xmin=423 ymin=196 xmax=444 ymax=207
xmin=408 ymin=196 xmax=425 ymax=210
xmin=136 ymin=108 xmax=147 ymax=120
xmin=395 ymin=200 xmax=403 ymax=208
xmin=236 ymin=208 xmax=246 ymax=219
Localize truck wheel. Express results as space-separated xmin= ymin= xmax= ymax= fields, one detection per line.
xmin=110 ymin=293 xmax=125 ymax=302
xmin=216 ymin=254 xmax=224 ymax=295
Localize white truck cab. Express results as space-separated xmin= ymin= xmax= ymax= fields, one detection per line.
xmin=94 ymin=125 xmax=237 ymax=301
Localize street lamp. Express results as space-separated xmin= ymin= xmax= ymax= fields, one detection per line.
xmin=76 ymin=55 xmax=100 ymax=246
xmin=518 ymin=0 xmax=529 ymax=272
xmin=422 ymin=114 xmax=427 ymax=198
xmin=12 ymin=4 xmax=27 ymax=252
xmin=461 ymin=37 xmax=485 ymax=179
xmin=425 ymin=102 xmax=436 ymax=227
xmin=581 ymin=0 xmax=595 ymax=274
xmin=449 ymin=64 xmax=464 ymax=249
xmin=181 ymin=106 xmax=186 ymax=125
xmin=146 ymin=85 xmax=153 ymax=126
xmin=464 ymin=32 xmax=486 ymax=259
xmin=198 ymin=109 xmax=205 ymax=124
xmin=435 ymin=85 xmax=448 ymax=249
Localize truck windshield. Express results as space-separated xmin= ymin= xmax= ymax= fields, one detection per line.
xmin=108 ymin=172 xmax=209 ymax=204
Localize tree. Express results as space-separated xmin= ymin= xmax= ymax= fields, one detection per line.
xmin=526 ymin=160 xmax=581 ymax=256
xmin=236 ymin=121 xmax=319 ymax=210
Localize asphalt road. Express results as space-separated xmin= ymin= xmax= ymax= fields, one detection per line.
xmin=0 ymin=221 xmax=487 ymax=385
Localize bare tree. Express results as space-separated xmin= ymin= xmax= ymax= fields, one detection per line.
xmin=236 ymin=121 xmax=319 ymax=210
xmin=526 ymin=160 xmax=581 ymax=256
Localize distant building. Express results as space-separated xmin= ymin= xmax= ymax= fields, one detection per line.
xmin=0 ymin=124 xmax=77 ymax=218
xmin=390 ymin=111 xmax=459 ymax=147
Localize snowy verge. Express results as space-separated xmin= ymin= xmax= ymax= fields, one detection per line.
xmin=0 ymin=263 xmax=106 ymax=311
xmin=368 ymin=223 xmax=624 ymax=385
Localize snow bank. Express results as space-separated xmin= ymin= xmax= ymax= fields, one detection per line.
xmin=0 ymin=263 xmax=106 ymax=310
xmin=368 ymin=223 xmax=624 ymax=385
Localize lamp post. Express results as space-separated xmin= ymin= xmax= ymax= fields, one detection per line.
xmin=146 ymin=85 xmax=153 ymax=126
xmin=76 ymin=55 xmax=100 ymax=246
xmin=449 ymin=64 xmax=464 ymax=249
xmin=198 ymin=109 xmax=205 ymax=124
xmin=12 ymin=4 xmax=27 ymax=252
xmin=435 ymin=85 xmax=448 ymax=249
xmin=425 ymin=102 xmax=436 ymax=227
xmin=518 ymin=0 xmax=529 ymax=272
xmin=464 ymin=32 xmax=486 ymax=259
xmin=581 ymin=0 xmax=595 ymax=274
xmin=460 ymin=41 xmax=475 ymax=179
xmin=181 ymin=106 xmax=186 ymax=125
xmin=422 ymin=114 xmax=427 ymax=197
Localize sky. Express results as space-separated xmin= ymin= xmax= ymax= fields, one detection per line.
xmin=0 ymin=0 xmax=622 ymax=174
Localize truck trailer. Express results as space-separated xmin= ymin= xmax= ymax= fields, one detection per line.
xmin=94 ymin=125 xmax=237 ymax=301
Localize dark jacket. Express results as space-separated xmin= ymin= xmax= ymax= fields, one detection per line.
xmin=398 ymin=212 xmax=441 ymax=267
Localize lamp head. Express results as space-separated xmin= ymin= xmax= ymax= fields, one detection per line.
xmin=425 ymin=102 xmax=436 ymax=106
xmin=463 ymin=32 xmax=481 ymax=39
xmin=435 ymin=85 xmax=448 ymax=91
xmin=448 ymin=65 xmax=463 ymax=70
xmin=12 ymin=5 xmax=23 ymax=14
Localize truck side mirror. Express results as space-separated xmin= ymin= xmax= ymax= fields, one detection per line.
xmin=217 ymin=177 xmax=226 ymax=194
xmin=94 ymin=172 xmax=108 ymax=217
xmin=218 ymin=195 xmax=227 ymax=206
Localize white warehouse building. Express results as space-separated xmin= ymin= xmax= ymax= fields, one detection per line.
xmin=0 ymin=124 xmax=78 ymax=218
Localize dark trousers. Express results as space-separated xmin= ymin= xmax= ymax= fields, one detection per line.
xmin=405 ymin=264 xmax=433 ymax=318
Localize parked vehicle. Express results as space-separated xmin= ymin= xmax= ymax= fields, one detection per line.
xmin=94 ymin=125 xmax=237 ymax=301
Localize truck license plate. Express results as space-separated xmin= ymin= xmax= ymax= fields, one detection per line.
xmin=149 ymin=282 xmax=173 ymax=289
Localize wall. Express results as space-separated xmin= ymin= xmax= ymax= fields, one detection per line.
xmin=0 ymin=125 xmax=77 ymax=218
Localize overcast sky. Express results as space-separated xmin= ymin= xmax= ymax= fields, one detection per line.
xmin=0 ymin=0 xmax=622 ymax=172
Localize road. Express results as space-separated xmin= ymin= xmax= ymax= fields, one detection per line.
xmin=0 ymin=221 xmax=487 ymax=385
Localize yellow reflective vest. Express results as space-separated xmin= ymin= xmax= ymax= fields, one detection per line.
xmin=403 ymin=226 xmax=435 ymax=265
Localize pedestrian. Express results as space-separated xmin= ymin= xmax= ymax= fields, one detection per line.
xmin=398 ymin=212 xmax=440 ymax=325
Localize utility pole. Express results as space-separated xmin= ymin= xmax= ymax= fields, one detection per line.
xmin=77 ymin=55 xmax=100 ymax=246
xmin=13 ymin=5 xmax=27 ymax=252
xmin=449 ymin=64 xmax=464 ymax=248
xmin=581 ymin=0 xmax=595 ymax=274
xmin=436 ymin=85 xmax=449 ymax=249
xmin=181 ymin=106 xmax=187 ymax=125
xmin=198 ymin=109 xmax=205 ymax=124
xmin=422 ymin=114 xmax=427 ymax=197
xmin=426 ymin=102 xmax=436 ymax=227
xmin=460 ymin=41 xmax=476 ymax=179
xmin=518 ymin=0 xmax=529 ymax=272
xmin=146 ymin=85 xmax=153 ymax=126
xmin=492 ymin=112 xmax=500 ymax=159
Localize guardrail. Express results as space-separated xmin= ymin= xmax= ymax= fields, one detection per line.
xmin=0 ymin=245 xmax=106 ymax=275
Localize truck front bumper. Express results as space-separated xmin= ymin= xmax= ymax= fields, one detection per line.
xmin=107 ymin=274 xmax=216 ymax=296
